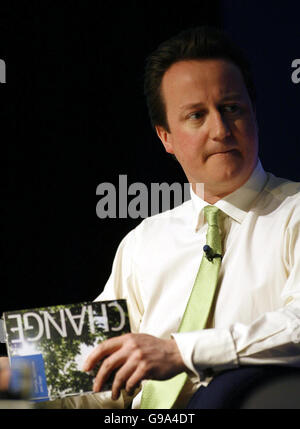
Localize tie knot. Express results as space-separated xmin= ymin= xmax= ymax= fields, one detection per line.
xmin=204 ymin=205 xmax=220 ymax=227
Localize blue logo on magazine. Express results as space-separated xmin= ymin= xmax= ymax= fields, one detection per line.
xmin=10 ymin=354 xmax=49 ymax=401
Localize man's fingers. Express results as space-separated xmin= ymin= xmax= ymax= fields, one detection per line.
xmin=124 ymin=365 xmax=147 ymax=396
xmin=0 ymin=357 xmax=9 ymax=368
xmin=0 ymin=357 xmax=10 ymax=391
xmin=83 ymin=336 xmax=123 ymax=371
xmin=110 ymin=359 xmax=139 ymax=400
xmin=93 ymin=349 xmax=126 ymax=393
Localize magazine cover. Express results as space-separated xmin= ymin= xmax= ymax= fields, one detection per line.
xmin=2 ymin=300 xmax=131 ymax=402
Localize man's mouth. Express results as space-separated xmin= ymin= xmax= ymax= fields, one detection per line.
xmin=211 ymin=149 xmax=239 ymax=156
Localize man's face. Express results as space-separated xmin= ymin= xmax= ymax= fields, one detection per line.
xmin=156 ymin=59 xmax=259 ymax=201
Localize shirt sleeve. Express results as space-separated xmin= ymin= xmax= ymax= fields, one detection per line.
xmin=172 ymin=211 xmax=300 ymax=379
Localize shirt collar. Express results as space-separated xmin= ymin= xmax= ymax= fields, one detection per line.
xmin=190 ymin=159 xmax=268 ymax=231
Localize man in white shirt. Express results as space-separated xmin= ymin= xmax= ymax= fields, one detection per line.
xmin=61 ymin=26 xmax=300 ymax=409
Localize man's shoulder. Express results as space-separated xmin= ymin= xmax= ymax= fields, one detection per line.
xmin=134 ymin=199 xmax=193 ymax=234
xmin=265 ymin=173 xmax=300 ymax=204
xmin=118 ymin=199 xmax=193 ymax=253
xmin=261 ymin=173 xmax=300 ymax=223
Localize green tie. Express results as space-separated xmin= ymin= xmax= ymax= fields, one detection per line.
xmin=140 ymin=205 xmax=223 ymax=409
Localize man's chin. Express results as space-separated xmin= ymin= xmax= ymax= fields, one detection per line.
xmin=207 ymin=154 xmax=244 ymax=180
xmin=200 ymin=164 xmax=250 ymax=197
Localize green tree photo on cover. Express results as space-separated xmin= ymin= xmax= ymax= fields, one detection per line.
xmin=5 ymin=300 xmax=130 ymax=399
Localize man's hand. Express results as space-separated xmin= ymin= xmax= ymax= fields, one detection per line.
xmin=0 ymin=357 xmax=10 ymax=391
xmin=83 ymin=333 xmax=186 ymax=400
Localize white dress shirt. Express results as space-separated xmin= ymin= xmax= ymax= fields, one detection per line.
xmin=59 ymin=159 xmax=300 ymax=409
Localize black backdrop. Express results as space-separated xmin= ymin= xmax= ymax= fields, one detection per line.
xmin=0 ymin=1 xmax=221 ymax=320
xmin=0 ymin=1 xmax=299 ymax=323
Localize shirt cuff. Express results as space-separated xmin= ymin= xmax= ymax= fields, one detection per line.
xmin=171 ymin=328 xmax=239 ymax=379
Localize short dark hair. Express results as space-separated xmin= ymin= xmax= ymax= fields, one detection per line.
xmin=144 ymin=26 xmax=256 ymax=132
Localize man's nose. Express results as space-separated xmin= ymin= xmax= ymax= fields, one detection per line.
xmin=208 ymin=110 xmax=231 ymax=141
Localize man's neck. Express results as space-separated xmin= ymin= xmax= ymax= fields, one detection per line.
xmin=191 ymin=177 xmax=251 ymax=204
xmin=190 ymin=161 xmax=259 ymax=204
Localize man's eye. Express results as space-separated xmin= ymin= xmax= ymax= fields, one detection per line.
xmin=222 ymin=104 xmax=240 ymax=114
xmin=189 ymin=112 xmax=204 ymax=120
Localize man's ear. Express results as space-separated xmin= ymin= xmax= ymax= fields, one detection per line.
xmin=155 ymin=125 xmax=174 ymax=154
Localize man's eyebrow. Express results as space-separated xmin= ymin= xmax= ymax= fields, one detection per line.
xmin=220 ymin=92 xmax=243 ymax=102
xmin=179 ymin=93 xmax=244 ymax=111
xmin=179 ymin=102 xmax=205 ymax=111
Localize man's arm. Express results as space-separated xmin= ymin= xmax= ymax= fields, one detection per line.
xmin=172 ymin=213 xmax=300 ymax=378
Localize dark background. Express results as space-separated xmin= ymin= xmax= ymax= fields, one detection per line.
xmin=0 ymin=1 xmax=299 ymax=331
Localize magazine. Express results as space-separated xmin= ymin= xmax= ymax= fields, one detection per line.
xmin=2 ymin=299 xmax=131 ymax=402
